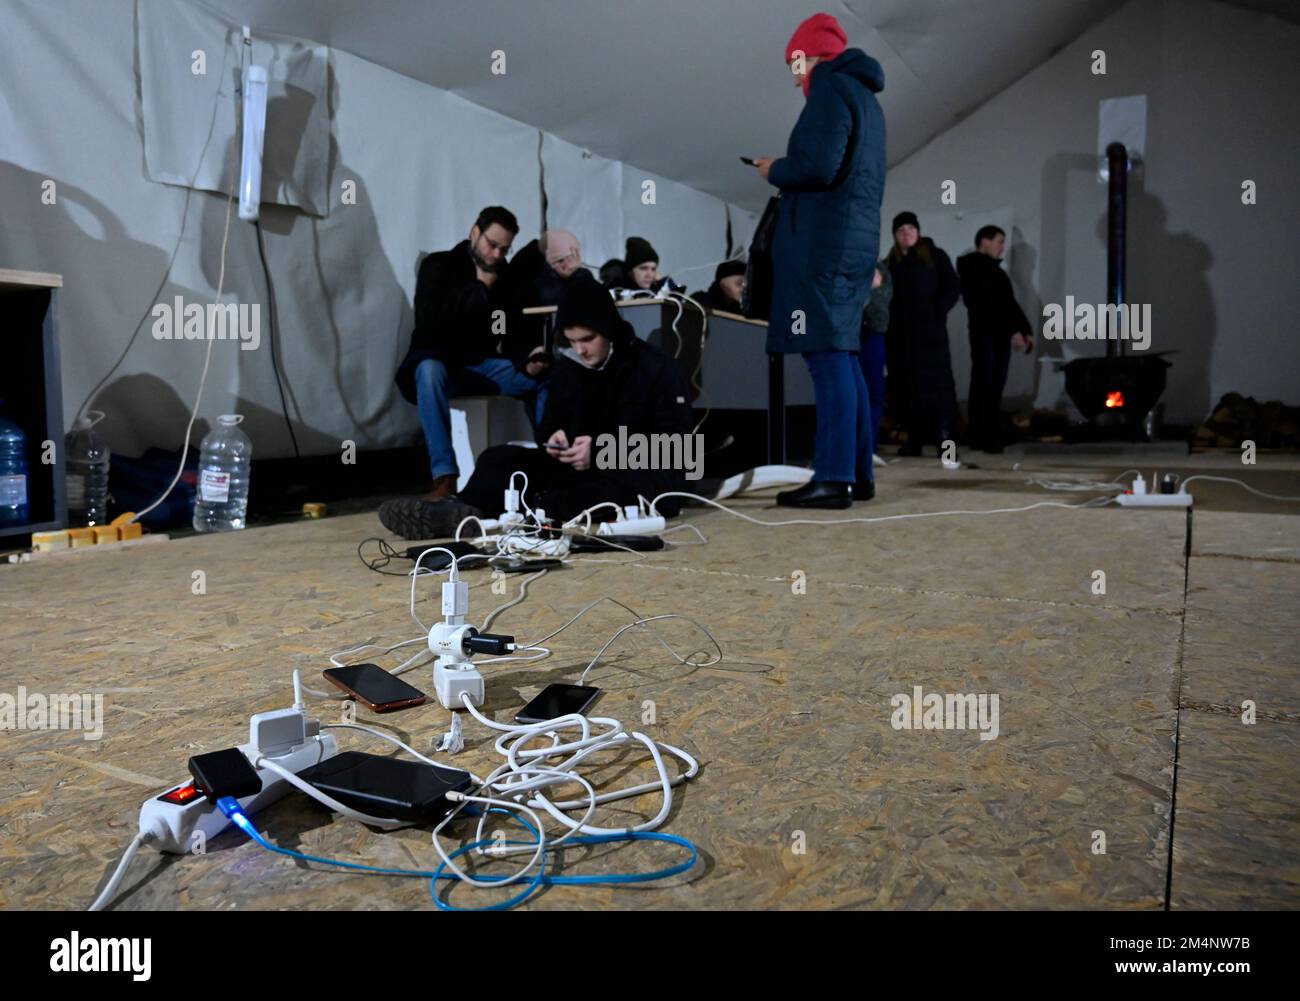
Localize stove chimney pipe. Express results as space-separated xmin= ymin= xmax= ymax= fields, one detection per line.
xmin=1106 ymin=142 xmax=1128 ymax=359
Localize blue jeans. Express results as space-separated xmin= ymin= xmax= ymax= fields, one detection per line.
xmin=858 ymin=330 xmax=886 ymax=452
xmin=803 ymin=350 xmax=873 ymax=484
xmin=414 ymin=357 xmax=547 ymax=480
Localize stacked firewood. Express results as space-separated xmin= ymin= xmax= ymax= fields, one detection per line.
xmin=1192 ymin=393 xmax=1300 ymax=448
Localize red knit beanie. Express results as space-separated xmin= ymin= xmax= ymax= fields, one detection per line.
xmin=785 ymin=12 xmax=847 ymax=64
xmin=785 ymin=13 xmax=846 ymax=97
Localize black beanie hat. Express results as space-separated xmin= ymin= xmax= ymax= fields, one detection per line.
xmin=892 ymin=211 xmax=920 ymax=233
xmin=624 ymin=236 xmax=659 ymax=271
xmin=714 ymin=259 xmax=747 ymax=282
xmin=557 ymin=278 xmax=619 ymax=339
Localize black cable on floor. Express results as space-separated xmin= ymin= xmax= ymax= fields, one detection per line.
xmin=254 ymin=218 xmax=302 ymax=459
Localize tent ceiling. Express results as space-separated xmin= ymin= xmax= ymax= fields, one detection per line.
xmin=198 ymin=0 xmax=1156 ymax=212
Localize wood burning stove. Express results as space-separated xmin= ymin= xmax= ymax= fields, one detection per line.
xmin=1062 ymin=142 xmax=1171 ymax=442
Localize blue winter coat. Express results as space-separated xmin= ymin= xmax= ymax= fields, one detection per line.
xmin=766 ymin=48 xmax=886 ymax=355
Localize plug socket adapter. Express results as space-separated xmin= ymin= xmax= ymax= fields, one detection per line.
xmin=249 ymin=708 xmax=308 ymax=758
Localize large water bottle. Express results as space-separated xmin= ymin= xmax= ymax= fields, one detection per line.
xmin=66 ymin=410 xmax=111 ymax=527
xmin=193 ymin=414 xmax=252 ymax=532
xmin=0 ymin=411 xmax=29 ymax=528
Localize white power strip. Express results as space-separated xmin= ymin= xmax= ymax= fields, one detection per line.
xmin=499 ymin=533 xmax=571 ymax=557
xmin=139 ymin=733 xmax=337 ymax=854
xmin=1116 ymin=474 xmax=1193 ymax=509
xmin=1117 ymin=492 xmax=1192 ymax=508
xmin=597 ymin=514 xmax=666 ymax=535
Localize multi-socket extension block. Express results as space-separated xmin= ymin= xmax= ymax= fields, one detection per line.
xmin=1116 ymin=474 xmax=1193 ymax=508
xmin=139 ymin=717 xmax=338 ymax=852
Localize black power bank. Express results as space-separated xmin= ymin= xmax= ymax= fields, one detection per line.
xmin=297 ymin=751 xmax=474 ymax=822
xmin=569 ymin=534 xmax=665 ymax=552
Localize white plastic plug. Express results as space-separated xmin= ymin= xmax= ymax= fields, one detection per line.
xmin=442 ymin=579 xmax=469 ymax=622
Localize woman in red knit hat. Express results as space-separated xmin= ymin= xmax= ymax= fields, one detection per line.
xmin=750 ymin=13 xmax=887 ymax=508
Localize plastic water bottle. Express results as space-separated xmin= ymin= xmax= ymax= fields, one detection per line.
xmin=193 ymin=414 xmax=252 ymax=532
xmin=0 ymin=411 xmax=29 ymax=528
xmin=66 ymin=410 xmax=111 ymax=527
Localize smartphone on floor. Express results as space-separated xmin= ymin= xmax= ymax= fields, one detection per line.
xmin=515 ymin=683 xmax=603 ymax=725
xmin=323 ymin=663 xmax=428 ymax=713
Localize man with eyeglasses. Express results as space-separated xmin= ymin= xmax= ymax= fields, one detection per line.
xmin=394 ymin=205 xmax=550 ymax=500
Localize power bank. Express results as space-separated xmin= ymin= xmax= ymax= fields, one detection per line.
xmin=297 ymin=751 xmax=474 ymax=822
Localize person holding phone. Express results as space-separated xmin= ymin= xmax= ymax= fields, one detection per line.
xmin=749 ymin=12 xmax=887 ymax=508
xmin=378 ymin=280 xmax=693 ymax=538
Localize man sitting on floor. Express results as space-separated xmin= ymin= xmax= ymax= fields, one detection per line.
xmin=378 ymin=279 xmax=694 ymax=538
xmin=394 ymin=205 xmax=551 ymax=500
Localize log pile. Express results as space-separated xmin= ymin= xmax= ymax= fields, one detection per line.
xmin=1192 ymin=393 xmax=1300 ymax=449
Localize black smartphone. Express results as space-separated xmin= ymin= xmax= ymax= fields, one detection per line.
xmin=297 ymin=751 xmax=473 ymax=822
xmin=404 ymin=541 xmax=485 ymax=568
xmin=323 ymin=663 xmax=428 ymax=713
xmin=739 ymin=156 xmax=757 ymax=166
xmin=515 ymin=683 xmax=603 ymax=725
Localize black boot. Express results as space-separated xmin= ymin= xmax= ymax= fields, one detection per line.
xmin=378 ymin=496 xmax=484 ymax=540
xmin=852 ymin=479 xmax=875 ymax=502
xmin=776 ymin=481 xmax=852 ymax=509
xmin=897 ymin=440 xmax=922 ymax=457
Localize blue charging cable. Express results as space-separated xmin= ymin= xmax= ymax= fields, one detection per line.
xmin=215 ymin=797 xmax=697 ymax=911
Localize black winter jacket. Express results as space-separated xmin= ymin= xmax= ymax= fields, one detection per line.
xmin=957 ymin=251 xmax=1032 ymax=341
xmin=539 ymin=319 xmax=693 ymax=506
xmin=394 ymin=241 xmax=530 ymax=403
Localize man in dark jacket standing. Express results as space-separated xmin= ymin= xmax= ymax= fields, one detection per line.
xmin=957 ymin=225 xmax=1033 ymax=453
xmin=393 ymin=206 xmax=549 ymax=500
xmin=752 ymin=12 xmax=886 ymax=508
xmin=378 ymin=280 xmax=693 ymax=538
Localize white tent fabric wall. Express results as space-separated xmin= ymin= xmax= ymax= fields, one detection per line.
xmin=540 ymin=134 xmax=624 ymax=272
xmin=619 ymin=164 xmax=730 ymax=294
xmin=0 ymin=0 xmax=748 ymax=459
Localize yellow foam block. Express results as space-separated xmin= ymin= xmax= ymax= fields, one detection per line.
xmin=67 ymin=528 xmax=95 ymax=548
xmin=110 ymin=512 xmax=136 ymax=527
xmin=92 ymin=525 xmax=121 ymax=544
xmin=118 ymin=522 xmax=143 ymax=541
xmin=31 ymin=530 xmax=69 ymax=552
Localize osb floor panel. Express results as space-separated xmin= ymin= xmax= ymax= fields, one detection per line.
xmin=1 ymin=458 xmax=1296 ymax=910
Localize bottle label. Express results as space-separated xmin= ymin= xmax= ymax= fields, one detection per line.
xmin=0 ymin=474 xmax=27 ymax=506
xmin=67 ymin=474 xmax=86 ymax=508
xmin=200 ymin=470 xmax=230 ymax=503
